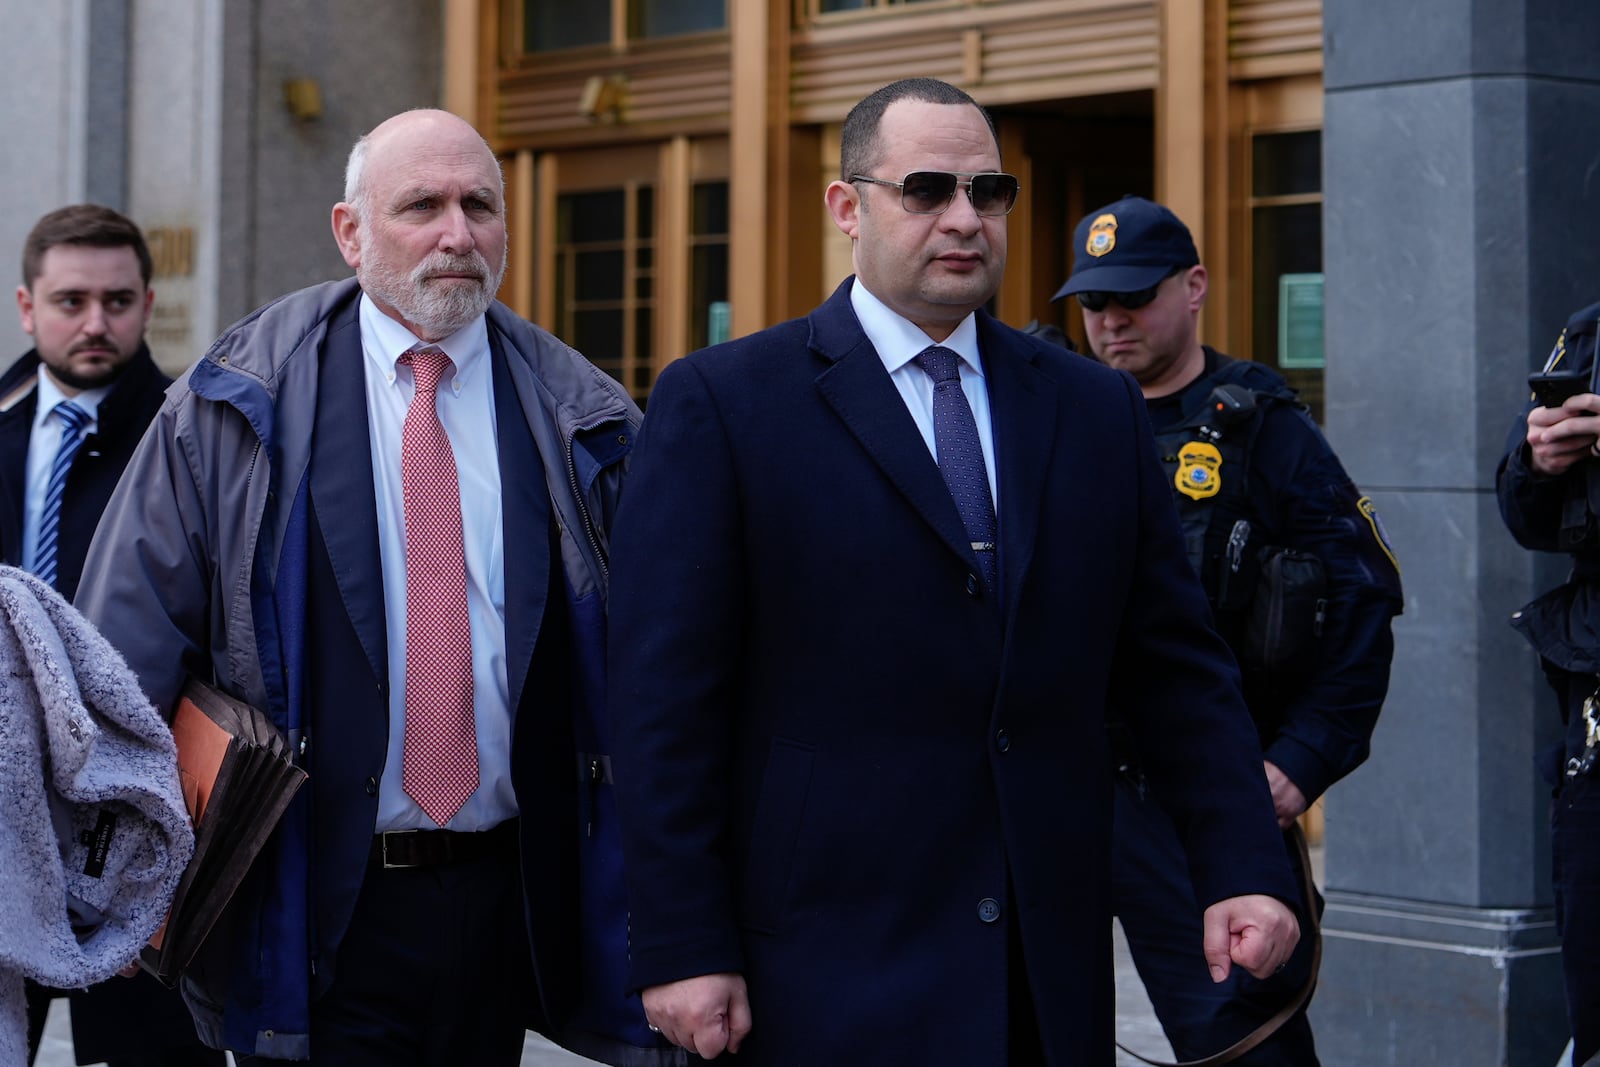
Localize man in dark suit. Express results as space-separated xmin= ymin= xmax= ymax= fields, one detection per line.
xmin=76 ymin=111 xmax=642 ymax=1065
xmin=606 ymin=78 xmax=1303 ymax=1065
xmin=9 ymin=205 xmax=220 ymax=1067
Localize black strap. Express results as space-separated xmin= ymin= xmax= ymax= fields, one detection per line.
xmin=1116 ymin=822 xmax=1322 ymax=1067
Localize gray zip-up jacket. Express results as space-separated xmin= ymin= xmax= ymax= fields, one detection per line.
xmin=75 ymin=278 xmax=643 ymax=1058
xmin=0 ymin=566 xmax=192 ymax=1066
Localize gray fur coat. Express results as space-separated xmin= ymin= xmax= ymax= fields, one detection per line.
xmin=0 ymin=567 xmax=193 ymax=1065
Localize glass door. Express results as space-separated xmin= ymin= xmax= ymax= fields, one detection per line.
xmin=530 ymin=141 xmax=729 ymax=403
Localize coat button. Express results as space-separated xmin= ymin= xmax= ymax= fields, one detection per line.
xmin=995 ymin=730 xmax=1010 ymax=753
xmin=977 ymin=897 xmax=1001 ymax=923
xmin=365 ymin=777 xmax=378 ymax=796
xmin=966 ymin=573 xmax=981 ymax=597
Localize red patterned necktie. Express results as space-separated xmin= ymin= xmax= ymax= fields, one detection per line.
xmin=399 ymin=345 xmax=478 ymax=825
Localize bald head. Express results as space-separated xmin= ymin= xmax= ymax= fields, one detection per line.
xmin=331 ymin=109 xmax=508 ymax=341
xmin=343 ymin=109 xmax=503 ymax=213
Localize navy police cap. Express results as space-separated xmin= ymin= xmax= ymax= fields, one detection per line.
xmin=1051 ymin=195 xmax=1200 ymax=301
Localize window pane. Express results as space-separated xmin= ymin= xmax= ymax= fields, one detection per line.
xmin=633 ymin=308 xmax=653 ymax=395
xmin=524 ymin=2 xmax=609 ymax=52
xmin=1252 ymin=201 xmax=1324 ymax=418
xmin=637 ymin=186 xmax=655 ymax=238
xmin=560 ymin=191 xmax=626 ymax=243
xmin=556 ymin=183 xmax=655 ymax=402
xmin=576 ymin=250 xmax=625 ymax=302
xmin=820 ymin=0 xmax=868 ymax=10
xmin=574 ymin=310 xmax=624 ymax=379
xmin=690 ymin=244 xmax=729 ymax=351
xmin=693 ymin=181 xmax=729 ymax=236
xmin=1252 ymin=131 xmax=1321 ymax=198
xmin=632 ymin=0 xmax=724 ymax=38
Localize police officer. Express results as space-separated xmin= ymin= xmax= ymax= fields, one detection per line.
xmin=1497 ymin=300 xmax=1600 ymax=1066
xmin=1052 ymin=196 xmax=1404 ymax=1065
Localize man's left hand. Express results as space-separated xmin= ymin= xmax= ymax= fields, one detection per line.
xmin=1263 ymin=760 xmax=1307 ymax=830
xmin=1202 ymin=894 xmax=1300 ymax=982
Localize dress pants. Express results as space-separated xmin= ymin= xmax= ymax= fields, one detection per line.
xmin=26 ymin=975 xmax=222 ymax=1067
xmin=243 ymin=826 xmax=534 ymax=1066
xmin=1112 ymin=776 xmax=1319 ymax=1066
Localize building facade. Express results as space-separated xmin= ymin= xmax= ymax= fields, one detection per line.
xmin=464 ymin=0 xmax=1331 ymax=413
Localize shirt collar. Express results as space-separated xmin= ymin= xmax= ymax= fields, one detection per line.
xmin=34 ymin=366 xmax=110 ymax=429
xmin=849 ymin=278 xmax=983 ymax=378
xmin=358 ymin=292 xmax=489 ymax=384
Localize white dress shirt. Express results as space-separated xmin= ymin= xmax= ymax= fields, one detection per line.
xmin=20 ymin=370 xmax=111 ymax=576
xmin=359 ymin=295 xmax=516 ymax=832
xmin=849 ymin=280 xmax=999 ymax=505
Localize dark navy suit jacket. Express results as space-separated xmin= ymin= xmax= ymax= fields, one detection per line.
xmin=0 ymin=346 xmax=168 ymax=601
xmin=608 ymin=278 xmax=1299 ymax=1064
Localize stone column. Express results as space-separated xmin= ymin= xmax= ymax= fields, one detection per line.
xmin=0 ymin=0 xmax=128 ymax=361
xmin=1316 ymin=1 xmax=1600 ymax=1062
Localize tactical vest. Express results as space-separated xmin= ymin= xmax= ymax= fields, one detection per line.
xmin=1152 ymin=358 xmax=1306 ymax=646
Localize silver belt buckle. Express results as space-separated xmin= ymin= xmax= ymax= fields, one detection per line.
xmin=380 ymin=829 xmax=419 ymax=869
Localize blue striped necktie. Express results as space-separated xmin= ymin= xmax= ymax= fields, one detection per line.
xmin=35 ymin=399 xmax=91 ymax=589
xmin=914 ymin=345 xmax=999 ymax=596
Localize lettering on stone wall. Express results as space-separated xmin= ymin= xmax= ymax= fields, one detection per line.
xmin=147 ymin=227 xmax=194 ymax=277
xmin=147 ymin=302 xmax=192 ymax=352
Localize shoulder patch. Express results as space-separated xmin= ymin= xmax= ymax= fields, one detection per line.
xmin=1357 ymin=496 xmax=1400 ymax=575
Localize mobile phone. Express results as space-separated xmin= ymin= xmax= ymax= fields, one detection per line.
xmin=1528 ymin=367 xmax=1594 ymax=409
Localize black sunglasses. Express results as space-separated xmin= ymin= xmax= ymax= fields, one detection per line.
xmin=1074 ymin=267 xmax=1186 ymax=313
xmin=849 ymin=171 xmax=1021 ymax=217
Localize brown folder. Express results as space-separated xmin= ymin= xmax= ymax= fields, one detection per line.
xmin=140 ymin=678 xmax=309 ymax=984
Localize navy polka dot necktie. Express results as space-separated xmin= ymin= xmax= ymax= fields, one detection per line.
xmin=914 ymin=345 xmax=998 ymax=596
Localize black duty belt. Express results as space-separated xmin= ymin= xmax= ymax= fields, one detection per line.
xmin=370 ymin=818 xmax=519 ymax=870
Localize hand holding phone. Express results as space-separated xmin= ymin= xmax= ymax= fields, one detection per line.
xmin=1528 ymin=367 xmax=1595 ymax=410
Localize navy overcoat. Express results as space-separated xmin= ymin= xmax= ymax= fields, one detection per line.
xmin=608 ymin=279 xmax=1297 ymax=1064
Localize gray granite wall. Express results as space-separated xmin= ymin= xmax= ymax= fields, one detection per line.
xmin=1315 ymin=0 xmax=1600 ymax=1060
xmin=1 ymin=0 xmax=444 ymax=373
xmin=242 ymin=0 xmax=445 ymax=318
xmin=0 ymin=1 xmax=123 ymax=361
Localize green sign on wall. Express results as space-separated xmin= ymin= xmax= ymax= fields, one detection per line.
xmin=1278 ymin=273 xmax=1325 ymax=370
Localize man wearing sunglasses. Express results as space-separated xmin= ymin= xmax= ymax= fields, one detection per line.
xmin=607 ymin=81 xmax=1304 ymax=1065
xmin=1055 ymin=196 xmax=1404 ymax=1065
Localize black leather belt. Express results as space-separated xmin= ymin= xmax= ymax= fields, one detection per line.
xmin=370 ymin=819 xmax=519 ymax=870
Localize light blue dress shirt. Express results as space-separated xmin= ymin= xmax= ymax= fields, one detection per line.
xmin=849 ymin=279 xmax=999 ymax=505
xmin=359 ymin=295 xmax=516 ymax=832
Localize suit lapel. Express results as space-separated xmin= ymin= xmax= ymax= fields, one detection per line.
xmin=811 ymin=282 xmax=988 ymax=577
xmin=980 ymin=316 xmax=1059 ymax=618
xmin=0 ymin=386 xmax=37 ymax=565
xmin=491 ymin=333 xmax=550 ymax=715
xmin=308 ymin=303 xmax=387 ymax=684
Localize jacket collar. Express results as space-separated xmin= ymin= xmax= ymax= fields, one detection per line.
xmin=0 ymin=345 xmax=168 ymax=429
xmin=187 ymin=278 xmax=640 ymax=451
